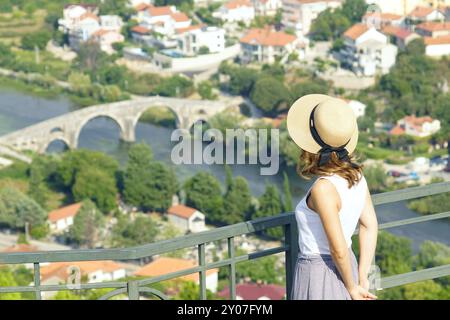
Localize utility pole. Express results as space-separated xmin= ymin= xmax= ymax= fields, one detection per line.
xmin=35 ymin=45 xmax=40 ymax=65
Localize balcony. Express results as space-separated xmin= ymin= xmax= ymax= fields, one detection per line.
xmin=0 ymin=182 xmax=449 ymax=300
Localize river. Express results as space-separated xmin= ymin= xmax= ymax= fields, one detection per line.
xmin=0 ymin=87 xmax=448 ymax=251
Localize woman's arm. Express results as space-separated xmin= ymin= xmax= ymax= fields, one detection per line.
xmin=309 ymin=179 xmax=376 ymax=300
xmin=358 ymin=188 xmax=378 ymax=290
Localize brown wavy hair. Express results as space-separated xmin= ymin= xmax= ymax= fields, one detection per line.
xmin=297 ymin=149 xmax=363 ymax=188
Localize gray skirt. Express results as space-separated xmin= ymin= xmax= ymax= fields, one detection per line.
xmin=291 ymin=250 xmax=359 ymax=300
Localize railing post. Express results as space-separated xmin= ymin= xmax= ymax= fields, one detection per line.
xmin=127 ymin=280 xmax=139 ymax=300
xmin=284 ymin=214 xmax=299 ymax=300
xmin=227 ymin=237 xmax=236 ymax=300
xmin=33 ymin=262 xmax=41 ymax=300
xmin=198 ymin=243 xmax=207 ymax=300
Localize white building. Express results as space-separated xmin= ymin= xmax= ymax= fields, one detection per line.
xmin=135 ymin=257 xmax=219 ymax=293
xmin=99 ymin=15 xmax=124 ymax=32
xmin=213 ymin=0 xmax=255 ymax=24
xmin=92 ymin=29 xmax=125 ymax=54
xmin=415 ymin=21 xmax=450 ymax=37
xmin=240 ymin=26 xmax=302 ymax=63
xmin=167 ymin=204 xmax=206 ymax=233
xmin=407 ymin=5 xmax=446 ymax=23
xmin=345 ymin=99 xmax=367 ymax=118
xmin=340 ymin=24 xmax=398 ymax=76
xmin=48 ymin=203 xmax=82 ymax=233
xmin=140 ymin=5 xmax=191 ymax=37
xmin=391 ymin=115 xmax=441 ymax=137
xmin=362 ymin=12 xmax=404 ymax=30
xmin=424 ymin=35 xmax=450 ymax=56
xmin=252 ymin=0 xmax=282 ymax=16
xmin=59 ymin=3 xmax=99 ymax=32
xmin=281 ymin=0 xmax=342 ymax=36
xmin=176 ymin=26 xmax=225 ymax=55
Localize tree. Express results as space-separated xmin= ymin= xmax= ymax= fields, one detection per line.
xmin=184 ymin=172 xmax=223 ymax=223
xmin=111 ymin=215 xmax=159 ymax=247
xmin=0 ymin=187 xmax=46 ymax=229
xmin=253 ymin=184 xmax=283 ymax=239
xmin=151 ymin=75 xmax=194 ymax=97
xmin=250 ymin=78 xmax=291 ymax=116
xmin=309 ymin=9 xmax=351 ymax=41
xmin=363 ymin=164 xmax=390 ymax=193
xmin=27 ymin=158 xmax=49 ymax=209
xmin=21 ymin=31 xmax=51 ymax=50
xmin=197 ymin=81 xmax=217 ymax=100
xmin=198 ymin=46 xmax=210 ymax=55
xmin=376 ymin=231 xmax=413 ymax=276
xmin=0 ymin=268 xmax=21 ymax=300
xmin=124 ymin=144 xmax=178 ymax=212
xmin=403 ymin=280 xmax=446 ymax=300
xmin=405 ymin=38 xmax=426 ymax=56
xmin=223 ymin=176 xmax=253 ymax=224
xmin=72 ymin=168 xmax=118 ymax=213
xmin=0 ymin=43 xmax=14 ymax=67
xmin=282 ymin=172 xmax=293 ymax=212
xmin=69 ymin=200 xmax=105 ymax=249
xmin=341 ymin=0 xmax=368 ymax=24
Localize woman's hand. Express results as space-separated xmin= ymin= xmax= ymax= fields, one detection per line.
xmin=359 ymin=276 xmax=370 ymax=291
xmin=348 ymin=285 xmax=377 ymax=300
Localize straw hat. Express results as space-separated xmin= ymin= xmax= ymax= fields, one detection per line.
xmin=287 ymin=94 xmax=358 ymax=164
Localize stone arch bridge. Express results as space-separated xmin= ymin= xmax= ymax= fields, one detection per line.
xmin=0 ymin=96 xmax=238 ymax=153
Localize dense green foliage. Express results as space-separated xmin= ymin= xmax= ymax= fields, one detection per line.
xmin=123 ymin=143 xmax=178 ymax=212
xmin=0 ymin=187 xmax=46 ymax=229
xmin=111 ymin=215 xmax=159 ymax=247
xmin=252 ymin=184 xmax=283 ymax=239
xmin=184 ymin=171 xmax=224 ymax=224
xmin=69 ymin=200 xmax=105 ymax=248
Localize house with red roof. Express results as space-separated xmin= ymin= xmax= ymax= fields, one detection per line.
xmin=213 ymin=0 xmax=255 ymax=24
xmin=134 ymin=257 xmax=219 ymax=293
xmin=167 ymin=204 xmax=206 ymax=233
xmin=239 ymin=26 xmax=302 ymax=63
xmin=48 ymin=203 xmax=82 ymax=234
xmin=424 ymin=35 xmax=450 ymax=56
xmin=362 ymin=12 xmax=404 ymax=30
xmin=340 ymin=23 xmax=398 ymax=76
xmin=407 ymin=5 xmax=445 ymax=23
xmin=218 ymin=283 xmax=286 ymax=300
xmin=416 ymin=21 xmax=450 ymax=37
xmin=381 ymin=25 xmax=421 ymax=50
xmin=390 ymin=115 xmax=441 ymax=137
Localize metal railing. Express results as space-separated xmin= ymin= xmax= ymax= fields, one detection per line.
xmin=0 ymin=181 xmax=449 ymax=300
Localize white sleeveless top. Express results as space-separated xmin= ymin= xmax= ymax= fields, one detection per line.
xmin=295 ymin=174 xmax=368 ymax=255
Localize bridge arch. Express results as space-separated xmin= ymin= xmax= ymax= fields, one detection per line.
xmin=41 ymin=138 xmax=71 ymax=154
xmin=132 ymin=104 xmax=182 ymax=130
xmin=74 ymin=114 xmax=127 ymax=148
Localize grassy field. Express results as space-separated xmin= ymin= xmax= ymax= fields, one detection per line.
xmin=0 ymin=9 xmax=47 ymax=45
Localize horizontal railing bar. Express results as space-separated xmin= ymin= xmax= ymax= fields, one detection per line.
xmin=372 ymin=181 xmax=450 ymax=206
xmin=380 ymin=264 xmax=450 ymax=290
xmin=138 ymin=246 xmax=287 ymax=286
xmin=354 ymin=211 xmax=450 ymax=235
xmin=0 ymin=213 xmax=294 ymax=265
xmin=378 ymin=211 xmax=450 ymax=230
xmin=0 ymin=281 xmax=127 ymax=294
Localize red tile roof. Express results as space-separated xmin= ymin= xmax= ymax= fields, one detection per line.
xmin=424 ymin=35 xmax=450 ymax=45
xmin=416 ymin=22 xmax=450 ymax=32
xmin=409 ymin=6 xmax=436 ymax=18
xmin=171 ymin=12 xmax=190 ymax=22
xmin=240 ymin=27 xmax=296 ymax=47
xmin=134 ymin=257 xmax=218 ymax=281
xmin=225 ymin=0 xmax=253 ymax=10
xmin=167 ymin=204 xmax=198 ymax=219
xmin=389 ymin=125 xmax=405 ymax=135
xmin=176 ymin=24 xmax=203 ymax=34
xmin=148 ymin=5 xmax=173 ymax=16
xmin=219 ymin=283 xmax=286 ymax=300
xmin=131 ymin=25 xmax=151 ymax=34
xmin=343 ymin=23 xmax=370 ymax=40
xmin=48 ymin=203 xmax=82 ymax=223
xmin=381 ymin=25 xmax=413 ymax=39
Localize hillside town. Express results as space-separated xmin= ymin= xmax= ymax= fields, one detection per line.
xmin=0 ymin=0 xmax=448 ymax=301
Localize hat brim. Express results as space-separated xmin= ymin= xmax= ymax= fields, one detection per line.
xmin=286 ymin=94 xmax=358 ymax=155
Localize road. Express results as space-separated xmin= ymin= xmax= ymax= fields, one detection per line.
xmin=0 ymin=232 xmax=71 ymax=252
